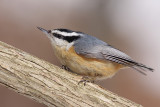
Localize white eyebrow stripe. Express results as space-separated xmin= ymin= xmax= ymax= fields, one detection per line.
xmin=52 ymin=30 xmax=80 ymax=36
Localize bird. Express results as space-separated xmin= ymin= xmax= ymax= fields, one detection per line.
xmin=37 ymin=27 xmax=153 ymax=84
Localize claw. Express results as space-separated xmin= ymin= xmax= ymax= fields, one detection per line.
xmin=78 ymin=76 xmax=94 ymax=86
xmin=61 ymin=65 xmax=70 ymax=71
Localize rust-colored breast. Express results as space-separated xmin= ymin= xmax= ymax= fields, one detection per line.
xmin=53 ymin=45 xmax=124 ymax=80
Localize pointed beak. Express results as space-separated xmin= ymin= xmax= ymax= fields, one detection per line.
xmin=37 ymin=27 xmax=51 ymax=33
xmin=37 ymin=27 xmax=52 ymax=39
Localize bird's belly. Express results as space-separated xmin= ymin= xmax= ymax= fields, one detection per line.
xmin=53 ymin=46 xmax=124 ymax=80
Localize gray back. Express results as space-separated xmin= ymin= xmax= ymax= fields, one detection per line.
xmin=74 ymin=34 xmax=108 ymax=59
xmin=74 ymin=34 xmax=130 ymax=60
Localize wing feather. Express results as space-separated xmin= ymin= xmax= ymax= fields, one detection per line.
xmin=74 ymin=34 xmax=153 ymax=74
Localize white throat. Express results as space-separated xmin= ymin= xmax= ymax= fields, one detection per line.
xmin=50 ymin=37 xmax=74 ymax=51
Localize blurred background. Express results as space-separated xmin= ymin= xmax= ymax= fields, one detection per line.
xmin=0 ymin=0 xmax=159 ymax=107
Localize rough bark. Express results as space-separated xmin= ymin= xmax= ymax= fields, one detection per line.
xmin=0 ymin=41 xmax=142 ymax=107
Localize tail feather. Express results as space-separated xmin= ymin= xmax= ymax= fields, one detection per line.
xmin=129 ymin=62 xmax=154 ymax=75
xmin=106 ymin=55 xmax=154 ymax=75
xmin=135 ymin=63 xmax=154 ymax=72
xmin=131 ymin=66 xmax=147 ymax=75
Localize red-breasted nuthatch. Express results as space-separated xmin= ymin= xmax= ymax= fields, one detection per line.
xmin=37 ymin=27 xmax=153 ymax=83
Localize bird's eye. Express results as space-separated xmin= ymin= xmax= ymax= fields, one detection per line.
xmin=53 ymin=33 xmax=63 ymax=39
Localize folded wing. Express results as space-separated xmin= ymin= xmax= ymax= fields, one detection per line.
xmin=74 ymin=37 xmax=153 ymax=75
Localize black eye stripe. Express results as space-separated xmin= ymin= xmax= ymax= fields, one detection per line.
xmin=53 ymin=33 xmax=80 ymax=43
xmin=65 ymin=36 xmax=80 ymax=43
xmin=53 ymin=33 xmax=62 ymax=39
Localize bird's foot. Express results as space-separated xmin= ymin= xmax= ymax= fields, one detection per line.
xmin=61 ymin=65 xmax=71 ymax=71
xmin=78 ymin=76 xmax=94 ymax=86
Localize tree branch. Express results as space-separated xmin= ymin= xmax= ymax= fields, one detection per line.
xmin=0 ymin=41 xmax=142 ymax=107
